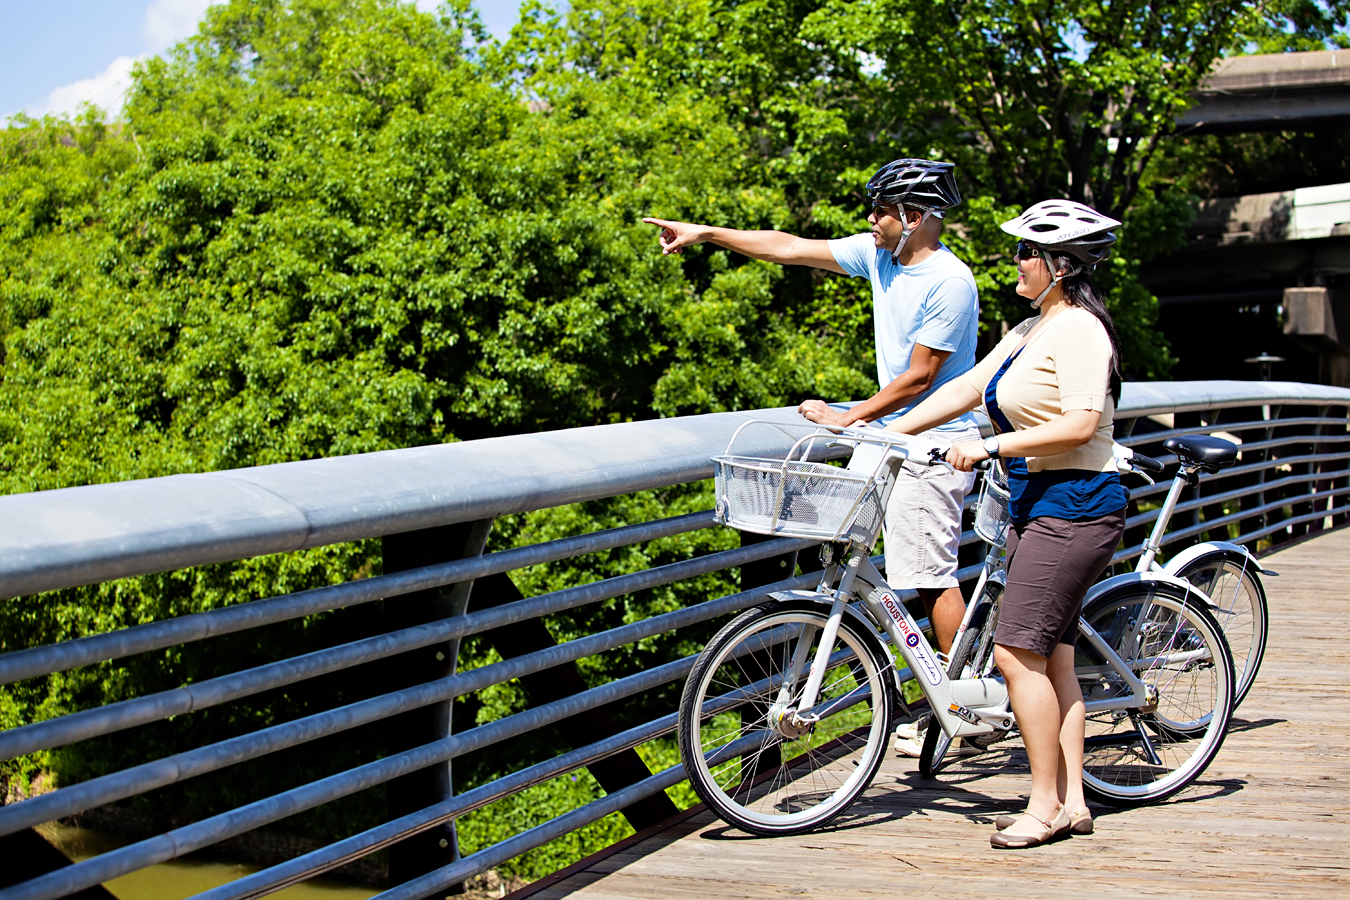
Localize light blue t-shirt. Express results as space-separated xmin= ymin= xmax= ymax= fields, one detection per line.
xmin=828 ymin=234 xmax=980 ymax=436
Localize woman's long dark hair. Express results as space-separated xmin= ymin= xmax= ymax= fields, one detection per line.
xmin=1048 ymin=251 xmax=1122 ymax=403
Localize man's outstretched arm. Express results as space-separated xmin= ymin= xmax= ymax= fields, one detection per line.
xmin=643 ymin=217 xmax=845 ymax=274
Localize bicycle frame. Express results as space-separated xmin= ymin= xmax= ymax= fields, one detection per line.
xmin=1132 ymin=461 xmax=1274 ymax=583
xmin=728 ymin=425 xmax=1157 ymax=742
xmin=786 ymin=542 xmax=1156 ymax=741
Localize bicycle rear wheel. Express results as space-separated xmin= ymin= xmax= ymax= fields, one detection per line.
xmin=677 ymin=599 xmax=894 ymax=835
xmin=1171 ymin=549 xmax=1268 ymax=709
xmin=1076 ymin=582 xmax=1234 ymax=806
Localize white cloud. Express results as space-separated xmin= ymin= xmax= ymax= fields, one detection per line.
xmin=27 ymin=55 xmax=141 ymax=119
xmin=144 ymin=0 xmax=217 ymax=49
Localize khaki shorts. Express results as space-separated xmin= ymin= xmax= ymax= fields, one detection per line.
xmin=883 ymin=435 xmax=978 ymax=590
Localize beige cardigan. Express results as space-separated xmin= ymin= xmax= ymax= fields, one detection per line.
xmin=962 ymin=308 xmax=1117 ymax=474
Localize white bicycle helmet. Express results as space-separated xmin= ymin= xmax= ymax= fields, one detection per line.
xmin=1001 ymin=200 xmax=1121 ymax=307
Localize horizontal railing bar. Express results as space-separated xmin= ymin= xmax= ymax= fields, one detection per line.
xmin=0 ymin=535 xmax=807 ymax=761
xmin=1122 ymin=467 xmax=1350 ymax=531
xmin=1117 ymin=449 xmax=1350 ymax=504
xmin=377 ymin=728 xmax=779 ymax=900
xmin=195 ymin=710 xmax=688 ymax=900
xmin=195 ymin=627 xmax=829 ymax=900
xmin=1146 ymin=484 xmax=1350 ymax=548
xmin=1218 ymin=501 xmax=1350 ymax=547
xmin=375 ymin=763 xmax=690 ymax=900
xmin=3 ymin=594 xmax=852 ymax=900
xmin=0 ymin=646 xmax=711 ymax=900
xmin=1219 ymin=433 xmax=1350 ymax=455
xmin=0 ymin=560 xmax=819 ymax=838
xmin=1112 ymin=488 xmax=1350 ymax=564
xmin=1117 ymin=416 xmax=1350 ymax=446
xmin=0 ymin=511 xmax=718 ymax=686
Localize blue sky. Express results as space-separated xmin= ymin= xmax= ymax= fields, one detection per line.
xmin=1 ymin=0 xmax=531 ymax=121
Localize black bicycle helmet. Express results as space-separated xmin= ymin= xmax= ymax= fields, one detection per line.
xmin=865 ymin=158 xmax=962 ymax=212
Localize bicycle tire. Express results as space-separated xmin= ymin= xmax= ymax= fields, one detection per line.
xmin=918 ymin=594 xmax=1000 ymax=777
xmin=1076 ymin=581 xmax=1235 ymax=807
xmin=1171 ymin=549 xmax=1268 ymax=709
xmin=677 ymin=599 xmax=894 ymax=835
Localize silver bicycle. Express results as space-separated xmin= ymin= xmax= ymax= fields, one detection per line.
xmin=920 ymin=436 xmax=1267 ymax=774
xmin=678 ymin=423 xmax=1235 ymax=836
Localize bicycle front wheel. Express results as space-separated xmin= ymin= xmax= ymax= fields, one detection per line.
xmin=1171 ymin=549 xmax=1268 ymax=708
xmin=1077 ymin=582 xmax=1234 ymax=806
xmin=677 ymin=599 xmax=894 ymax=836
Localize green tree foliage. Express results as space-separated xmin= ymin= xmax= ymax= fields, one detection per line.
xmin=1244 ymin=0 xmax=1350 ymax=52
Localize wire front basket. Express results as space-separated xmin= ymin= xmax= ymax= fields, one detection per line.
xmin=973 ymin=464 xmax=1012 ymax=548
xmin=714 ymin=455 xmax=884 ymax=542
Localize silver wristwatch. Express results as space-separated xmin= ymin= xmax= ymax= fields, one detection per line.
xmin=983 ymin=436 xmax=1001 ymax=460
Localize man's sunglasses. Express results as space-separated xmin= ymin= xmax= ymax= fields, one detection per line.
xmin=1013 ymin=240 xmax=1045 ymax=261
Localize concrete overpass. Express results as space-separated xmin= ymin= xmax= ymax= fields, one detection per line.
xmin=1179 ymin=49 xmax=1350 ymax=134
xmin=1144 ymin=51 xmax=1350 ymax=386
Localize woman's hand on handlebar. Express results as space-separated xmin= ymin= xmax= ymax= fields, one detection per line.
xmin=945 ymin=440 xmax=990 ymax=472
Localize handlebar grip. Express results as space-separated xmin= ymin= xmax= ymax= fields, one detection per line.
xmin=1132 ymin=452 xmax=1165 ymax=474
xmin=937 ymin=449 xmax=992 ymax=471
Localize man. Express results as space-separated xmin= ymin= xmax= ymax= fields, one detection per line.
xmin=644 ymin=158 xmax=981 ymax=756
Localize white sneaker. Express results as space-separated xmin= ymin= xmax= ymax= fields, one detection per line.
xmin=894 ymin=735 xmax=924 ymax=757
xmin=894 ymin=719 xmax=927 ymax=757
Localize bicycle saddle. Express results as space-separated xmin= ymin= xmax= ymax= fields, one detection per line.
xmin=1164 ymin=435 xmax=1238 ymax=470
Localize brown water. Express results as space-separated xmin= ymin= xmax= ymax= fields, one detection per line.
xmin=36 ymin=823 xmax=378 ymax=900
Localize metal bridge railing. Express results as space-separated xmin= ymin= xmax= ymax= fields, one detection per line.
xmin=1 ymin=381 xmax=1347 ymax=900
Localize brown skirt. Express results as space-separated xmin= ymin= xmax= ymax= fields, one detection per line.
xmin=994 ymin=509 xmax=1127 ymax=659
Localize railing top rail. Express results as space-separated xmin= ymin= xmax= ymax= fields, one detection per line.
xmin=1117 ymin=379 xmax=1350 ymax=418
xmin=0 ymin=407 xmax=815 ymax=598
xmin=1 ymin=381 xmax=1348 ymax=600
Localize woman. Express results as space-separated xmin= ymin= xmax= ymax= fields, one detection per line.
xmin=886 ymin=199 xmax=1128 ymax=849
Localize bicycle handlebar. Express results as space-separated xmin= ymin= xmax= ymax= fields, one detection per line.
xmin=1130 ymin=452 xmax=1165 ymax=474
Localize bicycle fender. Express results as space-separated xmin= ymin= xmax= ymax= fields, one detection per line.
xmin=1162 ymin=540 xmax=1278 ymax=578
xmin=1083 ymin=571 xmax=1216 ymax=611
xmin=765 ymin=590 xmax=896 ymax=663
xmin=767 ymin=589 xmax=911 ymax=718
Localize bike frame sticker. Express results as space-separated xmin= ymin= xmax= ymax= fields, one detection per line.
xmin=879 ymin=592 xmax=943 ymax=686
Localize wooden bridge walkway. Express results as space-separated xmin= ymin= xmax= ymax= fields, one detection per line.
xmin=517 ymin=528 xmax=1350 ymax=899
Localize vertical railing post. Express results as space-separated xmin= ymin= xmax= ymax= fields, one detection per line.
xmin=381 ymin=518 xmax=494 ymax=894
xmin=1338 ymin=404 xmax=1350 ymax=530
xmin=1260 ymin=404 xmax=1282 ymax=543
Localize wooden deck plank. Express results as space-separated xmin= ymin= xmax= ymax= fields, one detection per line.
xmin=524 ymin=529 xmax=1350 ymax=898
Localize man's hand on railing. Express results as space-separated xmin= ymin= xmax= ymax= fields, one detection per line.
xmin=798 ymin=399 xmax=866 ymax=429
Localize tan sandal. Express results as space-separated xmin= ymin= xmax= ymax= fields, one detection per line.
xmin=995 ymin=806 xmax=1092 ymax=835
xmin=990 ymin=806 xmax=1069 ymax=849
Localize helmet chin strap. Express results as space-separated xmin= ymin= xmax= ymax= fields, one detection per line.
xmin=1030 ymin=260 xmax=1082 ymax=309
xmin=890 ymin=209 xmax=935 ymax=264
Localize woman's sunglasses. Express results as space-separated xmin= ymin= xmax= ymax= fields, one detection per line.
xmin=1013 ymin=240 xmax=1045 ymax=261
